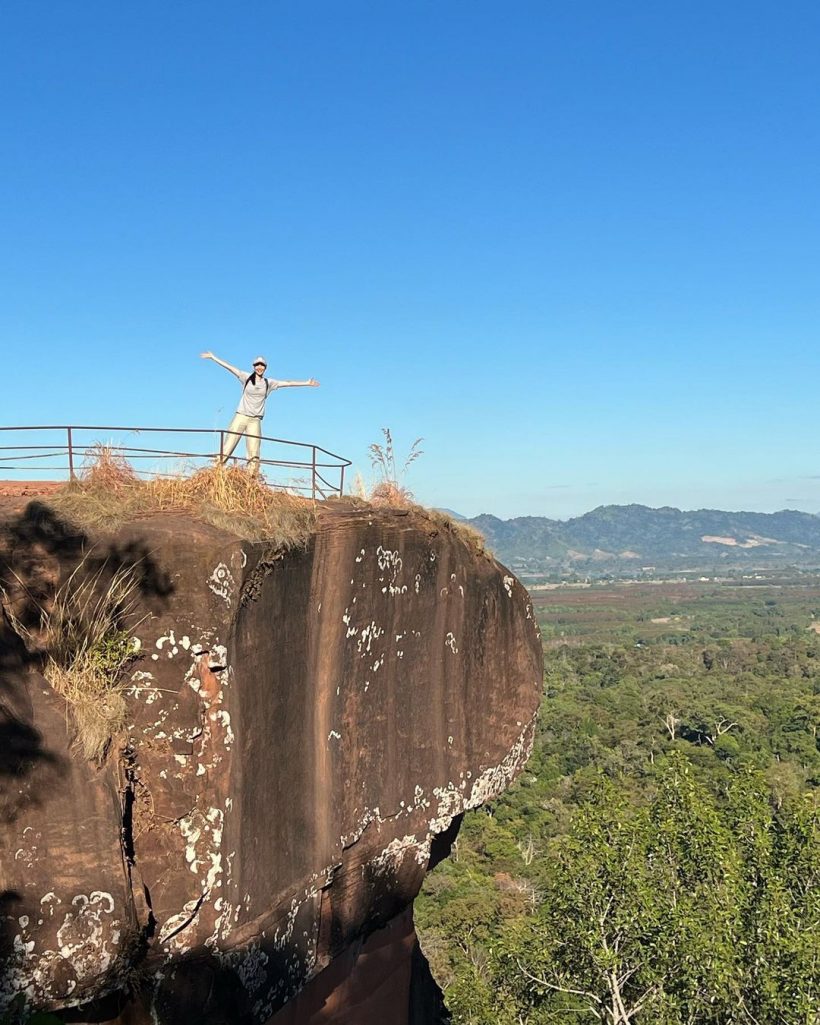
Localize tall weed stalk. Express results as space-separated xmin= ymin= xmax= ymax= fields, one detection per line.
xmin=368 ymin=428 xmax=424 ymax=505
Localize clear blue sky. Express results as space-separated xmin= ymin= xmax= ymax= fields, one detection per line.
xmin=2 ymin=1 xmax=818 ymax=519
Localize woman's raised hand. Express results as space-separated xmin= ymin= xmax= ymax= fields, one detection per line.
xmin=307 ymin=378 xmax=320 ymax=387
xmin=200 ymin=351 xmax=214 ymax=360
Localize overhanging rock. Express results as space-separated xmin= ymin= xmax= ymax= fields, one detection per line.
xmin=0 ymin=501 xmax=542 ymax=1024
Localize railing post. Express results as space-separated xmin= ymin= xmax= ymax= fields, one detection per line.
xmin=67 ymin=427 xmax=76 ymax=482
xmin=219 ymin=430 xmax=224 ymax=465
xmin=312 ymin=446 xmax=317 ymax=501
xmin=339 ymin=464 xmax=346 ymax=497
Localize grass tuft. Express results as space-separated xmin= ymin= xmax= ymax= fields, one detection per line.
xmin=80 ymin=442 xmax=139 ymax=490
xmin=369 ymin=480 xmax=416 ymax=507
xmin=2 ymin=557 xmax=143 ymax=762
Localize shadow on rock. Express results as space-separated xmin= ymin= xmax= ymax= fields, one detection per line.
xmin=0 ymin=501 xmax=175 ymax=824
xmin=0 ymin=890 xmax=24 ymax=963
xmin=56 ymin=919 xmax=452 ymax=1025
xmin=42 ymin=932 xmax=304 ymax=1025
xmin=0 ymin=609 xmax=60 ymax=825
xmin=0 ymin=889 xmax=35 ymax=1024
xmin=0 ymin=501 xmax=174 ymax=633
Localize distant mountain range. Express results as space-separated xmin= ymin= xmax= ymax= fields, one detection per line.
xmin=464 ymin=505 xmax=820 ymax=575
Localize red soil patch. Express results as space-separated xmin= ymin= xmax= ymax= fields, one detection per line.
xmin=0 ymin=480 xmax=63 ymax=497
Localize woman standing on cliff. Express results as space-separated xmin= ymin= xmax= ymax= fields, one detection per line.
xmin=200 ymin=351 xmax=320 ymax=475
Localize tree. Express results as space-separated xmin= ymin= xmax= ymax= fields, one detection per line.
xmin=505 ymin=758 xmax=820 ymax=1024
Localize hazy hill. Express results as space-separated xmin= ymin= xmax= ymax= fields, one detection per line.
xmin=468 ymin=505 xmax=820 ymax=575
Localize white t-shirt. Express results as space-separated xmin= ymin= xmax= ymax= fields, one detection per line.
xmin=233 ymin=371 xmax=281 ymax=418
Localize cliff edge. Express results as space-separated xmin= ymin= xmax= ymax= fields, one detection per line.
xmin=0 ymin=498 xmax=542 ymax=1024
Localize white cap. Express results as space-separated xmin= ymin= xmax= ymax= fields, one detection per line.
xmin=252 ymin=356 xmax=267 ymax=366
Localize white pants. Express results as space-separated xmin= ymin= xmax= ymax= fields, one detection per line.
xmin=221 ymin=414 xmax=262 ymax=473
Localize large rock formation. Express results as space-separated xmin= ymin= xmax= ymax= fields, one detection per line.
xmin=0 ymin=499 xmax=542 ymax=1023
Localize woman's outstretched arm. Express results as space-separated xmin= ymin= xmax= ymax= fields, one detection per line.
xmin=200 ymin=351 xmax=247 ymax=382
xmin=270 ymin=378 xmax=320 ymax=389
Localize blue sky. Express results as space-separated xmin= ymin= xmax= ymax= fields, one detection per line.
xmin=2 ymin=1 xmax=818 ymax=518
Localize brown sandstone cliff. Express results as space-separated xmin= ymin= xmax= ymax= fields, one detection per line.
xmin=0 ymin=498 xmax=542 ymax=1024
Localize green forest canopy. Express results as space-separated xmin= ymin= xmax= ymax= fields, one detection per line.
xmin=417 ymin=581 xmax=820 ymax=1025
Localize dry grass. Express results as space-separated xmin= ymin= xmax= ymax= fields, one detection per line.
xmin=343 ymin=490 xmax=489 ymax=557
xmin=80 ymin=442 xmax=139 ymax=489
xmin=419 ymin=507 xmax=489 ymax=558
xmin=369 ymin=479 xmax=416 ymax=506
xmin=47 ymin=659 xmax=129 ymax=763
xmin=2 ymin=556 xmax=144 ymax=761
xmin=49 ymin=445 xmax=316 ymax=546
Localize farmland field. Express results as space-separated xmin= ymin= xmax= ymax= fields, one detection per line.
xmin=531 ymin=579 xmax=820 ymax=646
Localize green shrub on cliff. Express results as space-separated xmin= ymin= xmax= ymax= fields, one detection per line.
xmin=1 ymin=555 xmax=143 ymax=761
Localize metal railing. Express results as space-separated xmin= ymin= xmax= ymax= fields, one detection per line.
xmin=0 ymin=425 xmax=351 ymax=500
